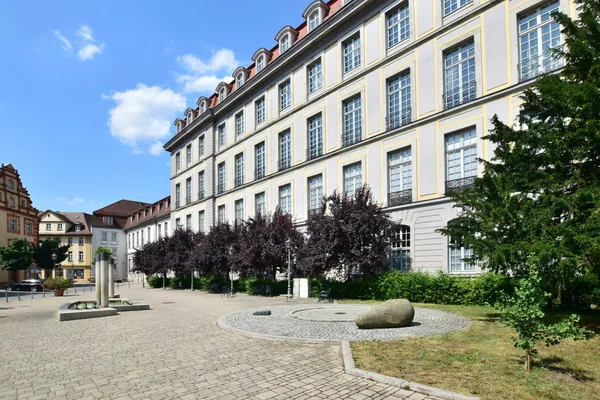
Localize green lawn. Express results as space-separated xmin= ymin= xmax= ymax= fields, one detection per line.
xmin=340 ymin=300 xmax=600 ymax=400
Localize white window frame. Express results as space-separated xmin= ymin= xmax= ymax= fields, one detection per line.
xmin=280 ymin=34 xmax=290 ymax=53
xmin=255 ymin=97 xmax=266 ymax=125
xmin=387 ymin=71 xmax=412 ymax=129
xmin=279 ymin=79 xmax=291 ymax=111
xmin=307 ymin=114 xmax=323 ymax=159
xmin=309 ymin=10 xmax=321 ymax=31
xmin=308 ymin=175 xmax=323 ymax=215
xmin=218 ymin=124 xmax=226 ymax=148
xmin=343 ymin=162 xmax=363 ymax=198
xmin=443 ymin=41 xmax=476 ymax=109
xmin=342 ymin=33 xmax=361 ymax=74
xmin=279 ymin=130 xmax=292 ymax=170
xmin=390 ymin=225 xmax=411 ymax=271
xmin=186 ymin=144 xmax=192 ymax=165
xmin=307 ymin=58 xmax=323 ymax=94
xmin=235 ymin=111 xmax=244 ymax=138
xmin=235 ymin=199 xmax=244 ymax=223
xmin=175 ymin=183 xmax=181 ymax=208
xmin=387 ymin=2 xmax=410 ymax=48
xmin=217 ymin=205 xmax=226 ymax=224
xmin=199 ymin=135 xmax=205 ymax=158
xmin=218 ymin=162 xmax=226 ymax=194
xmin=199 ymin=211 xmax=205 ymax=233
xmin=279 ymin=184 xmax=292 ymax=215
xmin=443 ymin=0 xmax=472 ymax=16
xmin=236 ymin=73 xmax=244 ymax=88
xmin=342 ymin=96 xmax=362 ymax=146
xmin=255 ymin=142 xmax=266 ymax=180
xmin=186 ymin=177 xmax=192 ymax=204
xmin=255 ymin=192 xmax=266 ymax=216
xmin=176 ymin=152 xmax=181 ymax=171
xmin=446 ymin=129 xmax=477 ymax=181
xmin=235 ymin=153 xmax=244 ymax=187
xmin=256 ymin=56 xmax=265 ymax=72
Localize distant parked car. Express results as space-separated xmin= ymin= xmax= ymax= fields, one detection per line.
xmin=6 ymin=279 xmax=44 ymax=292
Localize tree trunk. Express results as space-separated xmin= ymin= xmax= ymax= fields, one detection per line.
xmin=525 ymin=351 xmax=532 ymax=371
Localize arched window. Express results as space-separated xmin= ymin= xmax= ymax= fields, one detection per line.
xmin=7 ymin=179 xmax=14 ymax=190
xmin=256 ymin=55 xmax=265 ymax=72
xmin=219 ymin=88 xmax=226 ymax=102
xmin=390 ymin=225 xmax=411 ymax=271
xmin=309 ymin=10 xmax=321 ymax=31
xmin=236 ymin=73 xmax=244 ymax=88
xmin=280 ymin=34 xmax=290 ymax=53
xmin=200 ymin=102 xmax=206 ymax=113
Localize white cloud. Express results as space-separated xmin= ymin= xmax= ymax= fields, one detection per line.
xmin=76 ymin=25 xmax=94 ymax=42
xmin=52 ymin=30 xmax=72 ymax=53
xmin=105 ymin=84 xmax=186 ymax=155
xmin=78 ymin=43 xmax=104 ymax=61
xmin=52 ymin=25 xmax=105 ymax=61
xmin=54 ymin=196 xmax=84 ymax=206
xmin=175 ymin=49 xmax=239 ymax=94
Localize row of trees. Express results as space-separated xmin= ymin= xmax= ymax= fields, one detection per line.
xmin=0 ymin=238 xmax=69 ymax=274
xmin=132 ymin=186 xmax=399 ymax=281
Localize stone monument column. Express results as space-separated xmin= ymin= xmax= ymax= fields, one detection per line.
xmin=108 ymin=258 xmax=115 ymax=299
xmin=95 ymin=253 xmax=101 ymax=306
xmin=100 ymin=254 xmax=109 ymax=308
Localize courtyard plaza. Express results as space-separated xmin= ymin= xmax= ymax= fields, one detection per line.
xmin=0 ymin=284 xmax=445 ymax=400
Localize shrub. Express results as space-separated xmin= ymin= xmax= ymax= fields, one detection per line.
xmin=147 ymin=275 xmax=171 ymax=288
xmin=44 ymin=277 xmax=73 ymax=291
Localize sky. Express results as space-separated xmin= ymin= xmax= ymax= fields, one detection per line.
xmin=0 ymin=0 xmax=310 ymax=214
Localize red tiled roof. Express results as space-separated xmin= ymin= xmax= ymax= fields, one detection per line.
xmin=176 ymin=0 xmax=344 ymax=130
xmin=124 ymin=196 xmax=171 ymax=230
xmin=93 ymin=200 xmax=149 ymax=217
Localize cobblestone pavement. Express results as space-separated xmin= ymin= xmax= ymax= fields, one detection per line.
xmin=219 ymin=304 xmax=471 ymax=342
xmin=0 ymin=285 xmax=445 ymax=400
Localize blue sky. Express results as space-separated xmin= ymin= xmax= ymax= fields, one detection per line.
xmin=0 ymin=1 xmax=309 ymax=213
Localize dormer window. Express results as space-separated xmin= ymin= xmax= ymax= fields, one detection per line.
xmin=75 ymin=225 xmax=82 ymax=232
xmin=309 ymin=11 xmax=320 ymax=31
xmin=257 ymin=56 xmax=265 ymax=72
xmin=233 ymin=67 xmax=249 ymax=89
xmin=103 ymin=216 xmax=113 ymax=225
xmin=236 ymin=73 xmax=244 ymax=88
xmin=174 ymin=119 xmax=183 ymax=133
xmin=303 ymin=1 xmax=329 ymax=33
xmin=200 ymin=102 xmax=206 ymax=113
xmin=186 ymin=109 xmax=194 ymax=125
xmin=197 ymin=96 xmax=208 ymax=114
xmin=281 ymin=34 xmax=290 ymax=53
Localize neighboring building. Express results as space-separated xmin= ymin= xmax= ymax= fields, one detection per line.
xmin=124 ymin=196 xmax=171 ymax=281
xmin=91 ymin=200 xmax=149 ymax=281
xmin=0 ymin=164 xmax=40 ymax=284
xmin=164 ymin=0 xmax=571 ymax=274
xmin=38 ymin=211 xmax=93 ymax=282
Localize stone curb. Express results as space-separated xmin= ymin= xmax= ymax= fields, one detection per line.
xmin=340 ymin=341 xmax=480 ymax=400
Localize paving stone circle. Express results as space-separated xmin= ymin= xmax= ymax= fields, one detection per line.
xmin=218 ymin=304 xmax=471 ymax=342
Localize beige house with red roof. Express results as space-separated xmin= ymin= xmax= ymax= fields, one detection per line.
xmin=38 ymin=211 xmax=93 ymax=282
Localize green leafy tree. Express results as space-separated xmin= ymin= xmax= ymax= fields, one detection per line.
xmin=439 ymin=0 xmax=600 ymax=306
xmin=500 ymin=259 xmax=592 ymax=371
xmin=34 ymin=238 xmax=69 ymax=270
xmin=0 ymin=238 xmax=34 ymax=272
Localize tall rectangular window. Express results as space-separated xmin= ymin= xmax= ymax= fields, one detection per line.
xmin=444 ymin=41 xmax=476 ymax=109
xmin=186 ymin=177 xmax=192 ymax=205
xmin=186 ymin=214 xmax=192 ymax=230
xmin=101 ymin=232 xmax=107 ymax=242
xmin=218 ymin=124 xmax=226 ymax=148
xmin=281 ymin=34 xmax=290 ymax=52
xmin=308 ymin=175 xmax=323 ymax=216
xmin=307 ymin=59 xmax=323 ymax=94
xmin=235 ymin=153 xmax=244 ymax=187
xmin=164 ymin=222 xmax=168 ymax=237
xmin=388 ymin=148 xmax=412 ymax=205
xmin=343 ymin=163 xmax=362 ymax=198
xmin=279 ymin=184 xmax=292 ymax=215
xmin=343 ymin=33 xmax=361 ymax=73
xmin=176 ymin=152 xmax=181 ymax=171
xmin=198 ymin=171 xmax=205 ymax=200
xmin=448 ymin=221 xmax=474 ymax=272
xmin=111 ymin=233 xmax=117 ymax=242
xmin=79 ymin=251 xmax=84 ymax=262
xmin=387 ymin=3 xmax=410 ymax=48
xmin=235 ymin=199 xmax=244 ymax=223
xmin=279 ymin=79 xmax=291 ymax=110
xmin=518 ymin=1 xmax=562 ymax=81
xmin=444 ymin=0 xmax=472 ymax=16
xmin=309 ymin=10 xmax=320 ymax=31
xmin=387 ymin=71 xmax=412 ymax=129
xmin=307 ymin=114 xmax=323 ymax=160
xmin=255 ymin=97 xmax=266 ymax=125
xmin=175 ymin=218 xmax=181 ymax=230
xmin=446 ymin=129 xmax=477 ymax=192
xmin=218 ymin=162 xmax=226 ymax=194
xmin=217 ymin=205 xmax=226 ymax=224
xmin=342 ymin=96 xmax=362 ymax=147
xmin=199 ymin=210 xmax=205 ymax=233
xmin=390 ymin=225 xmax=411 ymax=271
xmin=186 ymin=144 xmax=192 ymax=165
xmin=255 ymin=192 xmax=266 ymax=216
xmin=255 ymin=142 xmax=265 ymax=180
xmin=199 ymin=135 xmax=205 ymax=158
xmin=175 ymin=183 xmax=181 ymax=208
xmin=279 ymin=130 xmax=291 ymax=170
xmin=235 ymin=111 xmax=244 ymax=138
xmin=68 ymin=251 xmax=73 ymax=261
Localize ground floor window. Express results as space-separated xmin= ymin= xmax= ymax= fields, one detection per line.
xmin=66 ymin=269 xmax=85 ymax=279
xmin=390 ymin=225 xmax=411 ymax=271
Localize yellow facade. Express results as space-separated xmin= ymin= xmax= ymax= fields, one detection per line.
xmin=38 ymin=211 xmax=93 ymax=283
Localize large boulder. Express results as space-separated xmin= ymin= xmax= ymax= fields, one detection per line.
xmin=355 ymin=299 xmax=414 ymax=329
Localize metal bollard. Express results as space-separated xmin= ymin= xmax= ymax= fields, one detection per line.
xmin=74 ymin=285 xmax=77 ymax=295
xmin=31 ymin=289 xmax=34 ymax=299
xmin=42 ymin=288 xmax=45 ymax=298
xmin=17 ymin=288 xmax=21 ymax=301
xmin=5 ymin=288 xmax=7 ymax=303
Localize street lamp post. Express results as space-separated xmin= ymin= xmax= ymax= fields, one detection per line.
xmin=286 ymin=239 xmax=291 ymax=299
xmin=229 ymin=246 xmax=233 ymax=296
xmin=51 ymin=253 xmax=57 ymax=279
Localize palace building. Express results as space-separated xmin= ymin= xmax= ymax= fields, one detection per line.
xmin=164 ymin=0 xmax=571 ymax=274
xmin=0 ymin=164 xmax=40 ymax=284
